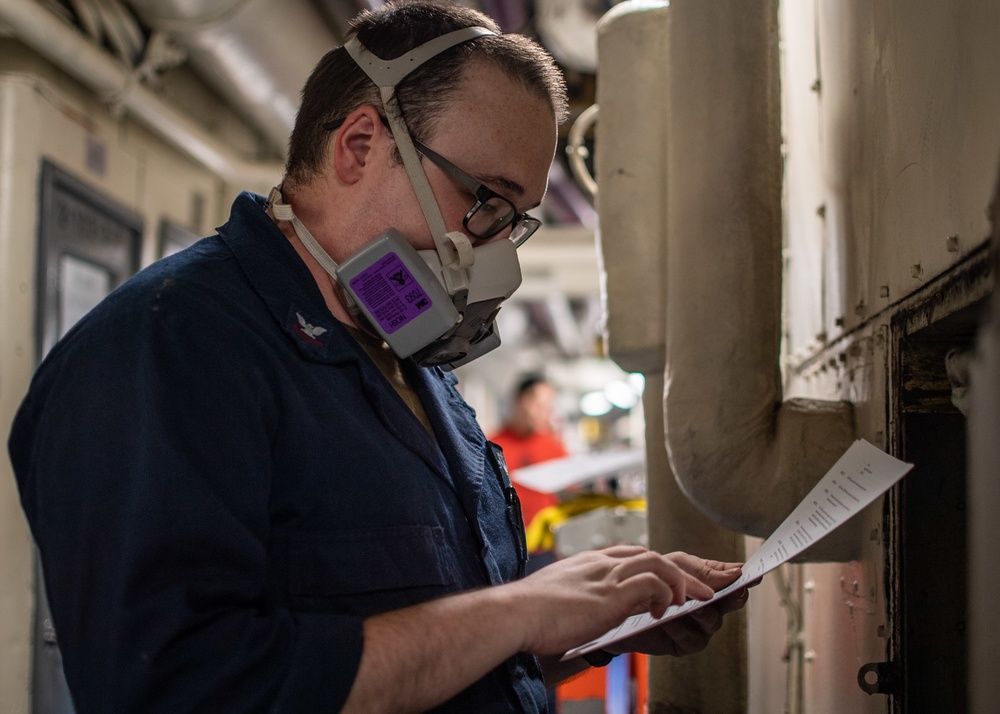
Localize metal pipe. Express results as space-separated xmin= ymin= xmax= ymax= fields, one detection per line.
xmin=663 ymin=0 xmax=855 ymax=547
xmin=593 ymin=0 xmax=669 ymax=376
xmin=0 ymin=0 xmax=282 ymax=185
xmin=128 ymin=0 xmax=339 ymax=154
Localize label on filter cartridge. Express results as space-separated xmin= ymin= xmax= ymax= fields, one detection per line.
xmin=349 ymin=252 xmax=432 ymax=334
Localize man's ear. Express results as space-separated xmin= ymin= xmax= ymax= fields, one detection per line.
xmin=331 ymin=105 xmax=387 ymax=184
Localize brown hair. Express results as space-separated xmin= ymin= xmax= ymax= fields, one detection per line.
xmin=283 ymin=0 xmax=568 ymax=187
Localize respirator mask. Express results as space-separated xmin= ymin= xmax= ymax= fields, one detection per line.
xmin=270 ymin=26 xmax=537 ymax=370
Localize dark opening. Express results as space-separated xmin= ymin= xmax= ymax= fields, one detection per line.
xmin=894 ymin=297 xmax=984 ymax=713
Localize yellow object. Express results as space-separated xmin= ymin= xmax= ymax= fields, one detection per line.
xmin=524 ymin=494 xmax=646 ymax=553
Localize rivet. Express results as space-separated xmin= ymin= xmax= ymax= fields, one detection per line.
xmin=911 ymin=263 xmax=923 ymax=279
xmin=946 ymin=235 xmax=959 ymax=252
xmin=879 ymin=285 xmax=890 ymax=298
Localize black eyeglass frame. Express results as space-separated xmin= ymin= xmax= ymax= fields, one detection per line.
xmin=323 ymin=115 xmax=541 ymax=247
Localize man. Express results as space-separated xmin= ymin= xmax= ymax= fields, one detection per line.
xmin=9 ymin=2 xmax=749 ymax=712
xmin=489 ymin=374 xmax=568 ymax=529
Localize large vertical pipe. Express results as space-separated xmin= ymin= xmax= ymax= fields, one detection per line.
xmin=594 ymin=4 xmax=748 ymax=709
xmin=644 ymin=374 xmax=748 ymax=713
xmin=594 ymin=0 xmax=669 ymax=376
xmin=664 ymin=0 xmax=855 ymax=548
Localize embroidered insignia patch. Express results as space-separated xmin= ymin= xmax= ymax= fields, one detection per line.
xmin=293 ymin=312 xmax=328 ymax=344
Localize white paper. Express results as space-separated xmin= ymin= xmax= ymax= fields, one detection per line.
xmin=562 ymin=439 xmax=914 ymax=659
xmin=511 ymin=449 xmax=645 ymax=494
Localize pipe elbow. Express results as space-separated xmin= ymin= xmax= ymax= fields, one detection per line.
xmin=667 ymin=397 xmax=856 ymax=556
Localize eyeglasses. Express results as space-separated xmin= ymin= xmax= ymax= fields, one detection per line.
xmin=323 ymin=116 xmax=541 ymax=247
xmin=410 ymin=140 xmax=541 ymax=247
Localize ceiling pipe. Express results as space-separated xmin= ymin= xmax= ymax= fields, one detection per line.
xmin=125 ymin=0 xmax=598 ymax=229
xmin=663 ymin=0 xmax=855 ymax=552
xmin=0 ymin=0 xmax=282 ymax=186
xmin=126 ymin=0 xmax=340 ymax=154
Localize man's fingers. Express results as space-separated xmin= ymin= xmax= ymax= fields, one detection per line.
xmin=611 ymin=552 xmax=714 ymax=604
xmin=624 ymin=572 xmax=674 ymax=618
xmin=599 ymin=544 xmax=653 ymax=559
xmin=666 ymin=552 xmax=744 ymax=590
xmin=688 ymin=604 xmax=724 ymax=634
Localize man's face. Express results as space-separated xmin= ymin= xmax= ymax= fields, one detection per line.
xmin=381 ymin=61 xmax=558 ymax=251
xmin=516 ymin=382 xmax=558 ymax=435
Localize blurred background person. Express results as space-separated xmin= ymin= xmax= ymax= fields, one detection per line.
xmin=489 ymin=374 xmax=569 ymax=534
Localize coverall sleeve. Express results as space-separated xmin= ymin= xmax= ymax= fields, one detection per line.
xmin=9 ymin=278 xmax=362 ymax=713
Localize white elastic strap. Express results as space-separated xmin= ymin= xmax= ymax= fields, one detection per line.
xmin=379 ymin=86 xmax=474 ymax=288
xmin=268 ymin=187 xmax=354 ymax=307
xmin=344 ymin=27 xmax=496 ymax=290
xmin=343 ymin=27 xmax=495 ymax=88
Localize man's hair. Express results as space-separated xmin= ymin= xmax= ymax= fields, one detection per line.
xmin=283 ymin=0 xmax=569 ymax=186
xmin=515 ymin=373 xmax=549 ymax=398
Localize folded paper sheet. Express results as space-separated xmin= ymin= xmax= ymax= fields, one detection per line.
xmin=563 ymin=439 xmax=914 ymax=659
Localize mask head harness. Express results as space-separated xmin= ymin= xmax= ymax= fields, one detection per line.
xmin=270 ymin=26 xmax=525 ymax=369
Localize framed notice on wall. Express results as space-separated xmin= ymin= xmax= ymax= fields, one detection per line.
xmin=37 ymin=160 xmax=143 ymax=359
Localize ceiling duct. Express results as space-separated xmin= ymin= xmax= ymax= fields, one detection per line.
xmin=126 ymin=0 xmax=342 ymax=154
xmin=0 ymin=0 xmax=282 ymax=184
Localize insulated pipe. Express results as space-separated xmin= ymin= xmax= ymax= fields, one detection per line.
xmin=593 ymin=5 xmax=748 ymax=708
xmin=0 ymin=0 xmax=282 ymax=186
xmin=127 ymin=0 xmax=338 ymax=154
xmin=643 ymin=373 xmax=748 ymax=712
xmin=664 ymin=0 xmax=855 ymax=543
xmin=594 ymin=0 xmax=669 ymax=375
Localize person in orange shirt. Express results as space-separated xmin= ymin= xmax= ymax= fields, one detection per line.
xmin=489 ymin=374 xmax=568 ymax=532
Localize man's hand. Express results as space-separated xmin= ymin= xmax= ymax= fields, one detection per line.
xmin=606 ymin=573 xmax=757 ymax=658
xmin=508 ymin=546 xmax=743 ymax=657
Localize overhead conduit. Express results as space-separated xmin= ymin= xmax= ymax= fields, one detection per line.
xmin=0 ymin=0 xmax=340 ymax=184
xmin=126 ymin=0 xmax=338 ymax=155
xmin=663 ymin=0 xmax=855 ymax=552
